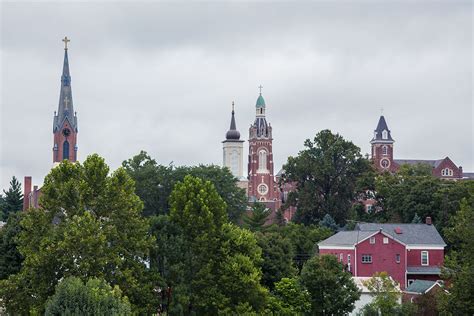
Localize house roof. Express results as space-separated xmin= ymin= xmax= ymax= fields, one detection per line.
xmin=318 ymin=230 xmax=375 ymax=247
xmin=463 ymin=172 xmax=474 ymax=179
xmin=356 ymin=223 xmax=446 ymax=246
xmin=394 ymin=159 xmax=443 ymax=168
xmin=405 ymin=280 xmax=438 ymax=294
xmin=407 ymin=266 xmax=441 ymax=275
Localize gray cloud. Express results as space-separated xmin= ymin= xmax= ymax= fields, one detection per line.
xmin=1 ymin=1 xmax=472 ymax=190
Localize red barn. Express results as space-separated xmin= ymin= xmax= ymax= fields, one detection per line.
xmin=318 ymin=219 xmax=446 ymax=289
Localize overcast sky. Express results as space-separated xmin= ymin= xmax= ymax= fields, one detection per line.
xmin=1 ymin=1 xmax=473 ymax=191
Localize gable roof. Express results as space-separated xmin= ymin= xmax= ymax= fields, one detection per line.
xmin=318 ymin=230 xmax=375 ymax=247
xmin=394 ymin=159 xmax=443 ymax=168
xmin=356 ymin=223 xmax=446 ymax=246
xmin=405 ymin=280 xmax=439 ymax=294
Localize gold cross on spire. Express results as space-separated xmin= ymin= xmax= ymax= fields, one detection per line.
xmin=62 ymin=36 xmax=70 ymax=50
xmin=258 ymin=85 xmax=263 ymax=95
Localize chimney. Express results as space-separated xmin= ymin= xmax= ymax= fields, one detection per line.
xmin=425 ymin=217 xmax=432 ymax=225
xmin=23 ymin=176 xmax=32 ymax=211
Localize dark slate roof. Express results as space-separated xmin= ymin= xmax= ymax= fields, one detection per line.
xmin=318 ymin=231 xmax=375 ymax=247
xmin=253 ymin=116 xmax=269 ymax=138
xmin=405 ymin=280 xmax=438 ymax=293
xmin=225 ymin=108 xmax=241 ymax=140
xmin=53 ymin=48 xmax=78 ymax=132
xmin=371 ymin=115 xmax=394 ymax=142
xmin=407 ymin=266 xmax=441 ymax=275
xmin=356 ymin=223 xmax=446 ymax=246
xmin=394 ymin=159 xmax=443 ymax=168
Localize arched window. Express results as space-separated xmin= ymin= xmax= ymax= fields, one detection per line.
xmin=382 ymin=145 xmax=388 ymax=156
xmin=63 ymin=141 xmax=70 ymax=160
xmin=258 ymin=149 xmax=267 ymax=171
xmin=442 ymin=168 xmax=453 ymax=176
xmin=382 ymin=130 xmax=388 ymax=140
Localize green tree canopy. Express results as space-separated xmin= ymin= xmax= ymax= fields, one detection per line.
xmin=1 ymin=176 xmax=23 ymax=220
xmin=243 ymin=202 xmax=271 ymax=232
xmin=45 ymin=276 xmax=131 ymax=316
xmin=0 ymin=155 xmax=158 ymax=314
xmin=268 ymin=277 xmax=311 ymax=314
xmin=282 ymin=130 xmax=371 ymax=225
xmin=439 ymin=197 xmax=474 ymax=315
xmin=256 ymin=231 xmax=296 ymax=289
xmin=155 ymin=175 xmax=267 ymax=314
xmin=361 ymin=271 xmax=401 ymax=315
xmin=300 ymin=254 xmax=360 ymax=315
xmin=123 ymin=151 xmax=247 ymax=222
xmin=0 ymin=212 xmax=24 ymax=280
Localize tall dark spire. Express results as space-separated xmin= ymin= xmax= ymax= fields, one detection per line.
xmin=226 ymin=101 xmax=241 ymax=140
xmin=53 ymin=37 xmax=78 ymax=133
xmin=371 ymin=115 xmax=394 ymax=143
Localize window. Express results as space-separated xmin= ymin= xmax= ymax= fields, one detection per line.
xmin=382 ymin=130 xmax=388 ymax=139
xmin=340 ymin=253 xmax=343 ymax=262
xmin=258 ymin=149 xmax=267 ymax=171
xmin=383 ymin=237 xmax=389 ymax=244
xmin=421 ymin=251 xmax=429 ymax=266
xmin=347 ymin=254 xmax=351 ymax=264
xmin=382 ymin=145 xmax=388 ymax=156
xmin=362 ymin=254 xmax=372 ymax=263
xmin=257 ymin=184 xmax=268 ymax=195
xmin=396 ymin=254 xmax=400 ymax=263
xmin=63 ymin=140 xmax=70 ymax=160
xmin=370 ymin=237 xmax=376 ymax=244
xmin=442 ymin=168 xmax=453 ymax=176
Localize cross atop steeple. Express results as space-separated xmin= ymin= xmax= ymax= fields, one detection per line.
xmin=62 ymin=36 xmax=70 ymax=50
xmin=258 ymin=85 xmax=263 ymax=95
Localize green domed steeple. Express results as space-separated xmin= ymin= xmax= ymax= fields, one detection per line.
xmin=256 ymin=94 xmax=266 ymax=108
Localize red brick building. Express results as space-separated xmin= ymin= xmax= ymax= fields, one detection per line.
xmin=371 ymin=115 xmax=467 ymax=179
xmin=24 ymin=37 xmax=78 ymax=210
xmin=318 ymin=220 xmax=446 ymax=289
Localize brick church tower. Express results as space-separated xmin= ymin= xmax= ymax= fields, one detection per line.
xmin=53 ymin=37 xmax=78 ymax=164
xmin=370 ymin=115 xmax=397 ymax=172
xmin=248 ymin=89 xmax=279 ymax=203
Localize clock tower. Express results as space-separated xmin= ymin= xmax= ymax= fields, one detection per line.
xmin=370 ymin=115 xmax=397 ymax=172
xmin=53 ymin=37 xmax=78 ymax=163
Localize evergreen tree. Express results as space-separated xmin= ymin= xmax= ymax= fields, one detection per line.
xmin=1 ymin=176 xmax=23 ymax=220
xmin=319 ymin=213 xmax=338 ymax=231
xmin=0 ymin=212 xmax=24 ymax=280
xmin=411 ymin=213 xmax=422 ymax=223
xmin=243 ymin=202 xmax=271 ymax=231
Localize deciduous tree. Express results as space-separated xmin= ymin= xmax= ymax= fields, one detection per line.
xmin=300 ymin=254 xmax=360 ymax=315
xmin=282 ymin=130 xmax=371 ymax=225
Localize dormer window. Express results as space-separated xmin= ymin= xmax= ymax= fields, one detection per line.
xmin=382 ymin=130 xmax=388 ymax=140
xmin=382 ymin=145 xmax=388 ymax=156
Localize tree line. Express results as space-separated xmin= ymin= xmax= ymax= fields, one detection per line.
xmin=0 ymin=129 xmax=472 ymax=314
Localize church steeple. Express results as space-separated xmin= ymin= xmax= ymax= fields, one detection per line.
xmin=53 ymin=37 xmax=78 ymax=163
xmin=226 ymin=102 xmax=241 ymax=140
xmin=223 ymin=101 xmax=244 ymax=179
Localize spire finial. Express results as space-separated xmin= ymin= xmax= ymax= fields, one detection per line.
xmin=62 ymin=36 xmax=70 ymax=50
xmin=232 ymin=101 xmax=235 ymax=112
xmin=258 ymin=85 xmax=263 ymax=95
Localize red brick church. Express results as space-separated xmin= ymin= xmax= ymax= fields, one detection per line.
xmin=370 ymin=115 xmax=468 ymax=179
